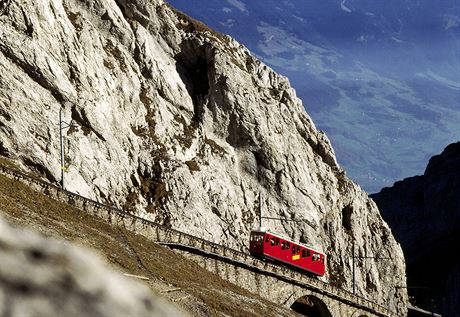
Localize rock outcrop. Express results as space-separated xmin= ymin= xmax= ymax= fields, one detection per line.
xmin=371 ymin=142 xmax=460 ymax=316
xmin=0 ymin=0 xmax=407 ymax=313
xmin=0 ymin=216 xmax=185 ymax=317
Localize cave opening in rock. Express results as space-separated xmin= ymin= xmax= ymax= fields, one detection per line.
xmin=290 ymin=295 xmax=332 ymax=317
xmin=341 ymin=204 xmax=353 ymax=231
xmin=175 ymin=40 xmax=211 ymax=122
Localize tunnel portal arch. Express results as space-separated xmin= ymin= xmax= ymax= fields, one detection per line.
xmin=290 ymin=295 xmax=332 ymax=317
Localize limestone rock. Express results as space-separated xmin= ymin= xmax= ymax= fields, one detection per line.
xmin=0 ymin=0 xmax=407 ymax=313
xmin=0 ymin=216 xmax=185 ymax=317
xmin=371 ymin=142 xmax=460 ymax=316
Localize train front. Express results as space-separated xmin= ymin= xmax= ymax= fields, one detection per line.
xmin=249 ymin=229 xmax=266 ymax=256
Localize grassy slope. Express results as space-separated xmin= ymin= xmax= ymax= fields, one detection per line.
xmin=0 ymin=163 xmax=298 ymax=317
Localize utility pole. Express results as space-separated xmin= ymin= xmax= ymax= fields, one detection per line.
xmin=352 ymin=241 xmax=355 ymax=294
xmin=59 ymin=108 xmax=65 ymax=188
xmin=58 ymin=108 xmax=75 ymax=189
xmin=259 ymin=192 xmax=263 ymax=228
xmin=351 ymin=239 xmax=390 ymax=295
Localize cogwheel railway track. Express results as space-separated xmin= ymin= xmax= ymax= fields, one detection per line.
xmin=0 ymin=164 xmax=398 ymax=317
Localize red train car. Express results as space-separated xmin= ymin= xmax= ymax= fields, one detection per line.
xmin=249 ymin=229 xmax=326 ymax=276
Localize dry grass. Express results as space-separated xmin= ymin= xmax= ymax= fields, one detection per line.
xmin=0 ymin=173 xmax=297 ymax=317
xmin=0 ymin=157 xmax=19 ymax=169
xmin=163 ymin=2 xmax=226 ymax=43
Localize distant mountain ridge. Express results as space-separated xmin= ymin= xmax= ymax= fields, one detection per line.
xmin=371 ymin=142 xmax=460 ymax=316
xmin=168 ymin=0 xmax=460 ymax=192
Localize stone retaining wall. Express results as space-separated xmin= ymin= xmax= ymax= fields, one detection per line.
xmin=0 ymin=165 xmax=398 ymax=317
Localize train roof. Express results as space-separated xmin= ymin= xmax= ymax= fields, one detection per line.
xmin=251 ymin=228 xmax=325 ymax=256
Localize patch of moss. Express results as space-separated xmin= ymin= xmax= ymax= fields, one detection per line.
xmin=131 ymin=125 xmax=148 ymax=137
xmin=205 ymin=138 xmax=227 ymax=155
xmin=63 ymin=4 xmax=83 ymax=32
xmin=123 ymin=191 xmax=139 ymax=212
xmin=103 ymin=59 xmax=115 ymax=70
xmin=245 ymin=54 xmax=255 ymax=73
xmin=153 ymin=181 xmax=167 ymax=203
xmin=135 ymin=170 xmax=169 ymax=210
xmin=185 ymin=160 xmax=200 ymax=172
xmin=139 ymin=86 xmax=152 ymax=107
xmin=174 ymin=114 xmax=198 ymax=149
xmin=104 ymin=40 xmax=126 ymax=69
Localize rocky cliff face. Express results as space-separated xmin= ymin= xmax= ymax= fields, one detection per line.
xmin=371 ymin=142 xmax=460 ymax=316
xmin=0 ymin=0 xmax=407 ymax=313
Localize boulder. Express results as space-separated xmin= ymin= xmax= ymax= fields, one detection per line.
xmin=0 ymin=216 xmax=185 ymax=317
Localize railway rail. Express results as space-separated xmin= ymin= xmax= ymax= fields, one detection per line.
xmin=0 ymin=164 xmax=398 ymax=316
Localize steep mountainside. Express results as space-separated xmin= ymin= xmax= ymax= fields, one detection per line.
xmin=371 ymin=142 xmax=460 ymax=316
xmin=0 ymin=0 xmax=406 ymax=312
xmin=0 ymin=168 xmax=298 ymax=317
xmin=168 ymin=0 xmax=460 ymax=192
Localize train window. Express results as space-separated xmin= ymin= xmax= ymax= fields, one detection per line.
xmin=307 ymin=250 xmax=311 ymax=257
xmin=286 ymin=242 xmax=290 ymax=249
xmin=275 ymin=238 xmax=280 ymax=246
xmin=281 ymin=242 xmax=286 ymax=250
xmin=270 ymin=238 xmax=275 ymax=246
xmin=321 ymin=256 xmax=324 ymax=263
xmin=265 ymin=236 xmax=270 ymax=243
xmin=312 ymin=254 xmax=319 ymax=262
xmin=302 ymin=250 xmax=307 ymax=257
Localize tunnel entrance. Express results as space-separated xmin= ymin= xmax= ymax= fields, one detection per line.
xmin=290 ymin=295 xmax=332 ymax=317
